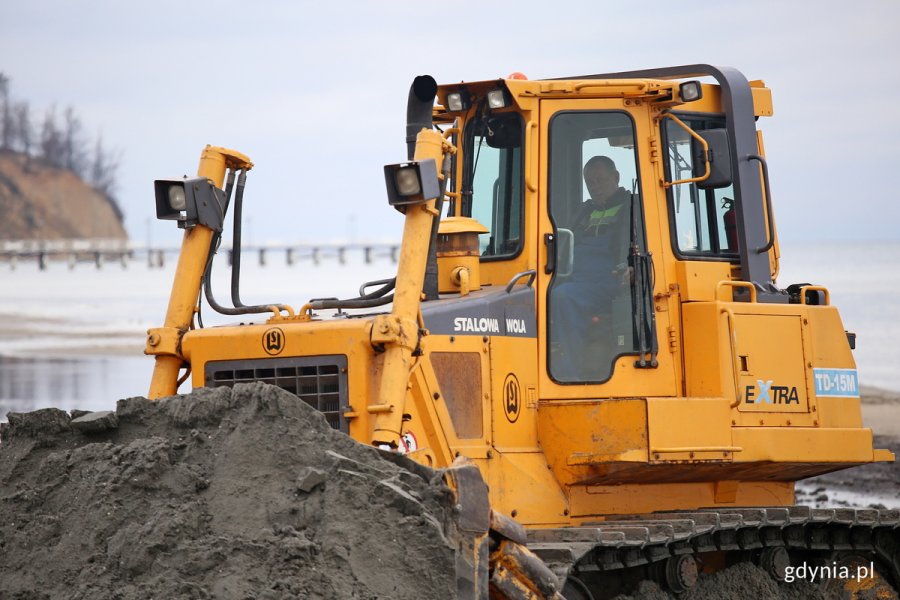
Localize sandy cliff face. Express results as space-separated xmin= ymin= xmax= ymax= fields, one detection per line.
xmin=0 ymin=151 xmax=127 ymax=240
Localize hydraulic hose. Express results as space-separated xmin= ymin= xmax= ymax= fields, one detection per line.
xmin=307 ymin=294 xmax=395 ymax=311
xmin=358 ymin=278 xmax=396 ymax=299
xmin=199 ymin=168 xmax=289 ymax=317
xmin=305 ymin=278 xmax=397 ymax=311
xmin=230 ymin=170 xmax=248 ymax=307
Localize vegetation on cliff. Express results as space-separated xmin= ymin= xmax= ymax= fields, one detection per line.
xmin=0 ymin=72 xmax=126 ymax=240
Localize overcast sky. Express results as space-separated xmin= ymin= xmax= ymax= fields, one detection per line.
xmin=2 ymin=0 xmax=898 ymax=247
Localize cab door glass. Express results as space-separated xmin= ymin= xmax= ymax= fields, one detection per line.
xmin=547 ymin=111 xmax=645 ymax=383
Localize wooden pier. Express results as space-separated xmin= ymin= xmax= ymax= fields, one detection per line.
xmin=0 ymin=239 xmax=399 ymax=270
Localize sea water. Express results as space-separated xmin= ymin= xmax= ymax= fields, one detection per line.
xmin=0 ymin=240 xmax=898 ymax=416
xmin=0 ymin=248 xmax=397 ymax=415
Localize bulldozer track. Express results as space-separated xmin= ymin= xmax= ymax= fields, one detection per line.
xmin=527 ymin=506 xmax=900 ymax=590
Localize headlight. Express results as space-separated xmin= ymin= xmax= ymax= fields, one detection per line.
xmin=487 ymin=89 xmax=508 ymax=109
xmin=154 ymin=177 xmax=226 ymax=231
xmin=446 ymin=90 xmax=470 ymax=112
xmin=394 ymin=167 xmax=422 ymax=196
xmin=679 ymin=81 xmax=703 ymax=103
xmin=383 ymin=159 xmax=440 ymax=209
xmin=168 ymin=186 xmax=186 ymax=211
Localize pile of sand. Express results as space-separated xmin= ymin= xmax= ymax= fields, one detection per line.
xmin=0 ymin=383 xmax=459 ymax=599
xmin=2 ymin=381 xmax=897 ymax=599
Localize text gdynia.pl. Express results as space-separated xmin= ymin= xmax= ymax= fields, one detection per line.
xmin=784 ymin=561 xmax=875 ymax=584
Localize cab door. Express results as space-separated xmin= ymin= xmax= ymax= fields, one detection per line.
xmin=536 ymin=99 xmax=678 ymax=400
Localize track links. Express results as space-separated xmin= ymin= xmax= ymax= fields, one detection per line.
xmin=527 ymin=506 xmax=900 ymax=592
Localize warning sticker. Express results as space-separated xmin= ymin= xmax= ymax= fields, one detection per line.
xmin=398 ymin=432 xmax=418 ymax=454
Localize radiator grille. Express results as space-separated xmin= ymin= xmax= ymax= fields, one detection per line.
xmin=205 ymin=355 xmax=348 ymax=432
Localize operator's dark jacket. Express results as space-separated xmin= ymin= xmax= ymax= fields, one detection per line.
xmin=570 ymin=187 xmax=633 ymax=285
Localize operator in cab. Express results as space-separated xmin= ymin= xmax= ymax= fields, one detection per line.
xmin=550 ymin=155 xmax=634 ymax=381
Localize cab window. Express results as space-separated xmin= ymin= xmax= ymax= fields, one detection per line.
xmin=663 ymin=116 xmax=738 ymax=257
xmin=461 ymin=112 xmax=524 ymax=259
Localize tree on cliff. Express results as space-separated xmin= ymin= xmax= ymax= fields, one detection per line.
xmin=0 ymin=73 xmax=13 ymax=151
xmin=90 ymin=135 xmax=122 ymax=220
xmin=14 ymin=103 xmax=32 ymax=156
xmin=39 ymin=106 xmax=63 ymax=166
xmin=0 ymin=71 xmax=123 ymax=220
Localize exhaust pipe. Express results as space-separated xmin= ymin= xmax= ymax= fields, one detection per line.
xmin=406 ymin=75 xmax=438 ymax=160
xmin=405 ymin=75 xmax=442 ymax=300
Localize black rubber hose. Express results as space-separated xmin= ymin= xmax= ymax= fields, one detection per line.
xmin=230 ymin=170 xmax=247 ymax=307
xmin=358 ymin=278 xmax=396 ymax=299
xmin=200 ymin=170 xmax=288 ymax=317
xmin=308 ymin=294 xmax=394 ymax=311
xmin=203 ymin=240 xmax=288 ymax=316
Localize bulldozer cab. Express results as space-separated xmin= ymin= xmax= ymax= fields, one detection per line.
xmin=437 ymin=74 xmax=727 ymax=399
xmin=433 ymin=68 xmax=788 ymax=404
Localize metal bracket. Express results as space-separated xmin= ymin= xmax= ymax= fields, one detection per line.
xmin=145 ymin=326 xmax=184 ymax=358
xmin=370 ymin=315 xmax=418 ymax=352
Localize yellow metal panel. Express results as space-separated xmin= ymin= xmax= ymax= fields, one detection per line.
xmin=817 ymin=397 xmax=863 ymax=429
xmin=874 ymin=448 xmax=896 ymax=462
xmin=568 ymin=481 xmax=793 ymax=517
xmin=749 ymin=83 xmax=774 ymax=117
xmin=733 ymin=313 xmax=810 ymax=413
xmin=733 ymin=427 xmax=876 ymax=463
xmin=804 ymin=306 xmax=855 ymax=370
xmin=414 ymin=335 xmax=491 ymax=464
xmin=682 ymin=302 xmax=733 ymax=399
xmin=675 ymin=261 xmax=732 ymax=301
xmin=647 ymin=397 xmax=735 ymax=462
xmin=537 ymin=398 xmax=648 ymax=489
xmin=490 ymin=337 xmax=539 ymax=450
xmin=669 ymin=84 xmax=722 ymax=114
xmin=488 ymin=451 xmax=569 ymax=527
xmin=184 ymin=319 xmax=371 ymax=364
xmin=682 ymin=302 xmax=846 ymax=429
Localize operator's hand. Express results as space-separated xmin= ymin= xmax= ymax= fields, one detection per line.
xmin=612 ymin=264 xmax=634 ymax=285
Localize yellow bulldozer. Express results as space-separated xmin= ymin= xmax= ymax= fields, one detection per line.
xmin=145 ymin=65 xmax=898 ymax=598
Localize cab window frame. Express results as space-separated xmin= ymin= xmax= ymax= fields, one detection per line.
xmin=545 ymin=108 xmax=650 ymax=385
xmin=460 ymin=110 xmax=526 ymax=262
xmin=661 ymin=111 xmax=740 ymax=262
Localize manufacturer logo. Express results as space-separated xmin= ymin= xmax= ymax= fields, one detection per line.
xmin=503 ymin=373 xmax=520 ymax=423
xmin=262 ymin=327 xmax=285 ymax=355
xmin=453 ymin=317 xmax=500 ymax=333
xmin=744 ymin=379 xmax=799 ymax=405
xmin=505 ymin=318 xmax=527 ymax=334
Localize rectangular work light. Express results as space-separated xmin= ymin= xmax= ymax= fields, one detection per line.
xmin=679 ymin=81 xmax=703 ymax=103
xmin=154 ymin=176 xmax=226 ymax=231
xmin=383 ymin=159 xmax=441 ymax=208
xmin=446 ymin=90 xmax=471 ymax=112
xmin=486 ymin=88 xmax=509 ymax=109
